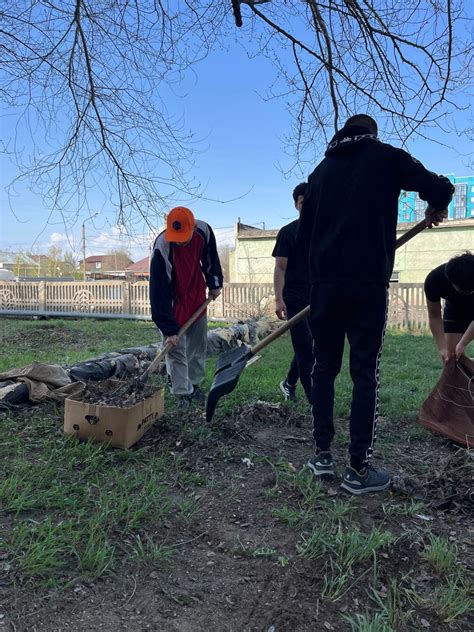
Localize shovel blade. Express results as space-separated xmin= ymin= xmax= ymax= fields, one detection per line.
xmin=206 ymin=345 xmax=251 ymax=421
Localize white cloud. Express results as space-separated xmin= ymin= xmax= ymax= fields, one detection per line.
xmin=47 ymin=232 xmax=79 ymax=254
xmin=50 ymin=232 xmax=68 ymax=245
xmin=43 ymin=223 xmax=233 ymax=264
xmin=86 ymin=226 xmax=159 ymax=262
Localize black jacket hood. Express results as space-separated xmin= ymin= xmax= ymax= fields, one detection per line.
xmin=325 ymin=125 xmax=378 ymax=158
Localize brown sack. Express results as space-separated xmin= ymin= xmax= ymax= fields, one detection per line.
xmin=419 ymin=357 xmax=474 ymax=447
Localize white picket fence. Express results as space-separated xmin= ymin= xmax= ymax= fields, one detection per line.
xmin=0 ymin=280 xmax=429 ymax=328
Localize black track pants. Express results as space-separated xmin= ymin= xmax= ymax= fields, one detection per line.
xmin=309 ymin=282 xmax=388 ymax=469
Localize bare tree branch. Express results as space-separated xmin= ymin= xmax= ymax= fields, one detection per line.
xmin=0 ymin=0 xmax=472 ymax=233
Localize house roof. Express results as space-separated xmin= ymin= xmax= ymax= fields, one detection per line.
xmin=82 ymin=254 xmax=133 ymax=264
xmin=236 ymin=223 xmax=279 ymax=239
xmin=30 ymin=254 xmax=51 ymax=262
xmin=84 ymin=255 xmax=109 ymax=263
xmin=0 ymin=251 xmax=38 ymax=266
xmin=126 ymin=257 xmax=150 ymax=273
xmin=237 ymin=229 xmax=279 ymax=239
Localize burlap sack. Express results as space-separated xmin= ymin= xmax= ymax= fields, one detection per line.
xmin=419 ymin=357 xmax=474 ymax=447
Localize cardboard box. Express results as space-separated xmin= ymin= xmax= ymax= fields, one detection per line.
xmin=64 ymin=389 xmax=164 ymax=448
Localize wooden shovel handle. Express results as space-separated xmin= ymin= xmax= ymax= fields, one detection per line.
xmin=250 ymin=218 xmax=428 ymax=356
xmin=251 ymin=306 xmax=310 ymax=355
xmin=144 ymin=296 xmax=214 ymax=378
xmin=395 ymin=219 xmax=426 ymax=248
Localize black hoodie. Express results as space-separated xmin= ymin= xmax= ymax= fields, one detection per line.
xmin=297 ymin=126 xmax=454 ymax=286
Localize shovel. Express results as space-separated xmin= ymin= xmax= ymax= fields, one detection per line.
xmin=139 ymin=296 xmax=214 ymax=385
xmin=206 ymin=218 xmax=428 ymax=421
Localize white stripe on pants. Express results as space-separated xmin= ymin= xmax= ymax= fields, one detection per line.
xmin=165 ymin=316 xmax=207 ymax=395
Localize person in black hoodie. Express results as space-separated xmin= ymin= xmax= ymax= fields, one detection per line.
xmin=298 ymin=114 xmax=454 ymax=494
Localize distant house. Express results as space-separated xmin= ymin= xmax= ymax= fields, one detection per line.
xmin=228 ymin=221 xmax=278 ymax=284
xmin=30 ymin=254 xmax=51 ymax=268
xmin=0 ymin=251 xmax=78 ymax=278
xmin=78 ymin=254 xmax=134 ymax=279
xmin=126 ymin=256 xmax=150 ymax=280
xmin=0 ymin=251 xmax=19 ymax=273
xmin=0 ymin=251 xmax=40 ymax=277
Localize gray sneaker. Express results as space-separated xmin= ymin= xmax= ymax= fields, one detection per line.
xmin=340 ymin=465 xmax=391 ymax=495
xmin=307 ymin=451 xmax=334 ymax=477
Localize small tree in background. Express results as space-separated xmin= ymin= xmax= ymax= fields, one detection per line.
xmin=217 ymin=244 xmax=234 ymax=283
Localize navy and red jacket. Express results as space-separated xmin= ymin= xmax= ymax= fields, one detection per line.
xmin=149 ymin=220 xmax=223 ymax=336
xmin=297 ymin=126 xmax=455 ymax=286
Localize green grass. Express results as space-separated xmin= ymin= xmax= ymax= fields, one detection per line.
xmin=421 ymin=533 xmax=459 ymax=574
xmin=405 ymin=572 xmax=474 ymax=623
xmin=0 ymin=318 xmax=442 ymax=419
xmin=0 ymin=407 xmax=201 ymax=584
xmin=232 ymin=538 xmax=280 ymax=559
xmin=429 ymin=575 xmax=472 ymax=622
xmin=343 ymin=612 xmax=394 ymax=632
xmin=296 ymin=521 xmax=332 ymax=561
xmin=203 ymin=327 xmax=443 ymax=421
xmin=382 ymin=500 xmax=426 ymax=517
xmin=131 ymin=535 xmax=174 ymax=568
xmin=369 ymin=578 xmax=415 ymax=630
xmin=0 ymin=318 xmax=161 ymax=371
xmin=336 ymin=527 xmax=394 ymax=567
xmin=1 ymin=317 xmax=470 ymax=630
xmin=297 ymin=524 xmax=394 ymax=567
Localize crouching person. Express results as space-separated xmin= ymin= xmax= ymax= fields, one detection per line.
xmin=150 ymin=207 xmax=223 ymax=408
xmin=425 ymin=252 xmax=474 ymax=364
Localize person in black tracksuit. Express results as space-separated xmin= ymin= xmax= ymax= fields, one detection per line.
xmin=298 ymin=114 xmax=454 ymax=495
xmin=272 ymin=182 xmax=312 ymax=403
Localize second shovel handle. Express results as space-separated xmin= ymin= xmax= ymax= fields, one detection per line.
xmin=250 ymin=218 xmax=428 ymax=356
xmin=251 ymin=306 xmax=310 ymax=355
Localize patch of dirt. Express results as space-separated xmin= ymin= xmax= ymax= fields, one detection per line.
xmin=393 ymin=448 xmax=474 ymax=513
xmin=1 ymin=401 xmax=472 ymax=632
xmin=6 ymin=324 xmax=97 ymax=352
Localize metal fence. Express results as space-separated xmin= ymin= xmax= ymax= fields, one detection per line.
xmin=0 ymin=280 xmax=429 ymax=329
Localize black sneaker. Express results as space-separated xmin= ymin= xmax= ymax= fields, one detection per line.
xmin=307 ymin=451 xmax=334 ymax=477
xmin=191 ymin=385 xmax=206 ymax=405
xmin=279 ymin=379 xmax=297 ymax=402
xmin=340 ymin=465 xmax=391 ymax=495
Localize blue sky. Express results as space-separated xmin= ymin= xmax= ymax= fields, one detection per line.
xmin=1 ymin=13 xmax=473 ymax=262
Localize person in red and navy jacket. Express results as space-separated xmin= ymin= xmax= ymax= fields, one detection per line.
xmin=150 ymin=207 xmax=223 ymax=407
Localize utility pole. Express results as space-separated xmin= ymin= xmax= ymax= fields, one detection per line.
xmin=82 ymin=212 xmax=100 ymax=282
xmin=82 ymin=223 xmax=87 ymax=281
